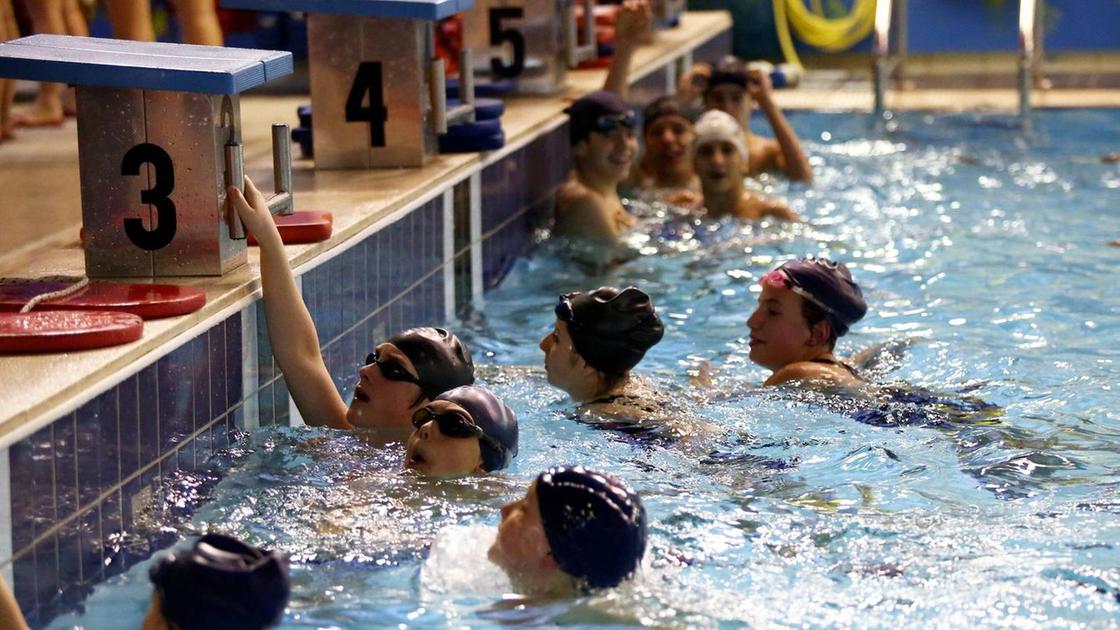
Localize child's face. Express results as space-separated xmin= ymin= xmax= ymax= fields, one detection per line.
xmin=539 ymin=321 xmax=592 ymax=397
xmin=746 ymin=283 xmax=814 ymax=371
xmin=488 ymin=482 xmax=554 ymax=579
xmin=574 ymin=125 xmax=637 ymax=183
xmin=403 ymin=401 xmax=484 ymax=477
xmin=644 ymin=116 xmax=693 ymax=169
xmin=347 ymin=342 xmax=425 ymax=434
xmin=705 ymin=84 xmax=749 ymax=120
xmin=694 ymin=140 xmax=743 ymax=193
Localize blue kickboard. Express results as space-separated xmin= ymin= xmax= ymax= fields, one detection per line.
xmin=439 ymin=130 xmax=505 ymax=153
xmin=441 ymin=117 xmax=502 ymax=140
xmin=447 ymin=97 xmax=504 ymax=121
xmin=0 ymin=35 xmax=292 ymax=94
xmin=220 ymin=0 xmax=471 ymax=21
xmin=446 ymin=77 xmax=515 ymax=99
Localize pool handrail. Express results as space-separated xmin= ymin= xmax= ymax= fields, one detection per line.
xmin=1019 ymin=0 xmax=1042 ymax=118
xmin=871 ymin=0 xmax=906 ymax=118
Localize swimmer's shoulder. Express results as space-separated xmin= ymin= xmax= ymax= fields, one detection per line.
xmin=765 ymin=360 xmax=862 ymax=387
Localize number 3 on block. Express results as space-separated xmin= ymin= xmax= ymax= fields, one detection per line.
xmin=347 ymin=61 xmax=389 ymax=147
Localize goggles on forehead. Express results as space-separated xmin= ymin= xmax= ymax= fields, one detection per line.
xmin=592 ymin=112 xmax=637 ymax=134
xmin=411 ymin=404 xmax=509 ymax=458
xmin=759 ymin=269 xmax=836 ymax=315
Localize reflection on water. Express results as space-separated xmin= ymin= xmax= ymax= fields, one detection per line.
xmin=50 ymin=110 xmax=1120 ymax=628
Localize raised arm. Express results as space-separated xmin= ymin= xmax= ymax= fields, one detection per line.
xmin=228 ymin=177 xmax=351 ymax=429
xmin=601 ymin=0 xmax=651 ymax=99
xmin=747 ymin=68 xmax=813 ymax=182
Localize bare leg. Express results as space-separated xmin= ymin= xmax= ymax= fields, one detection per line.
xmin=14 ymin=0 xmax=67 ymax=127
xmin=105 ymin=0 xmax=155 ymax=41
xmin=59 ymin=0 xmax=86 ymax=115
xmin=0 ymin=0 xmax=17 ymax=140
xmin=173 ymin=0 xmax=223 ymax=45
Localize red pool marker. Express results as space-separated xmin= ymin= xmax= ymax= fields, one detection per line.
xmin=0 ymin=282 xmax=206 ymax=320
xmin=0 ymin=311 xmax=143 ymax=354
xmin=248 ymin=211 xmax=334 ymax=246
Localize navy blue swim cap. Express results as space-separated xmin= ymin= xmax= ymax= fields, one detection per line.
xmin=386 ymin=327 xmax=475 ymax=400
xmin=556 ymin=286 xmax=665 ymax=376
xmin=642 ymin=96 xmax=692 ymax=134
xmin=149 ymin=533 xmax=290 ymax=630
xmin=435 ymin=385 xmax=518 ymax=471
xmin=535 ymin=466 xmax=647 ymax=589
xmin=566 ymin=90 xmax=636 ymax=145
xmin=778 ymin=257 xmax=867 ymax=337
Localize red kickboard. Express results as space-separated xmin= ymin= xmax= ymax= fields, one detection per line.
xmin=0 ymin=311 xmax=143 ymax=354
xmin=248 ymin=211 xmax=334 ymax=246
xmin=0 ymin=281 xmax=206 ymax=320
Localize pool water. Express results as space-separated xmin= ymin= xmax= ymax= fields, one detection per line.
xmin=51 ymin=109 xmax=1120 ymax=628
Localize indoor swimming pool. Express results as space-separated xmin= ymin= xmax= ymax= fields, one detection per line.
xmin=50 ymin=108 xmax=1120 ymax=628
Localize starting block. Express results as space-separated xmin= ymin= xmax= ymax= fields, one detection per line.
xmin=0 ymin=35 xmax=295 ymax=278
xmin=222 ymin=0 xmax=479 ymax=169
xmin=459 ymin=0 xmax=596 ymax=95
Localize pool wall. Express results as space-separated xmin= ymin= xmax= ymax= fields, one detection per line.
xmin=0 ymin=32 xmax=730 ymax=628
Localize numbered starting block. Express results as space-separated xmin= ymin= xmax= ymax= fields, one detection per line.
xmin=0 ymin=35 xmax=295 ymax=278
xmin=459 ymin=0 xmax=596 ymax=95
xmin=222 ymin=0 xmax=479 ymax=169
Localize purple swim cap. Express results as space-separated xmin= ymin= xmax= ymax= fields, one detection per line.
xmin=566 ymin=90 xmax=636 ymax=145
xmin=535 ymin=466 xmax=647 ymax=589
xmin=777 ymin=257 xmax=867 ymax=336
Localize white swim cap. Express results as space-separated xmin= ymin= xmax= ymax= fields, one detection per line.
xmin=692 ymin=110 xmax=748 ymax=162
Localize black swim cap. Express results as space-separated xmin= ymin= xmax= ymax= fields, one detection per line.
xmin=435 ymin=385 xmax=519 ymax=472
xmin=535 ymin=466 xmax=647 ymax=589
xmin=778 ymin=257 xmax=867 ymax=336
xmin=705 ymin=56 xmax=749 ymax=94
xmin=386 ymin=327 xmax=475 ymax=401
xmin=556 ymin=287 xmax=664 ymax=376
xmin=642 ymin=96 xmax=692 ymax=134
xmin=566 ymin=90 xmax=635 ymax=145
xmin=149 ymin=534 xmax=290 ymax=630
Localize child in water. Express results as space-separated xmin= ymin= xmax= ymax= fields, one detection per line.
xmin=404 ymin=385 xmax=519 ymax=477
xmin=488 ymin=466 xmax=647 ymax=594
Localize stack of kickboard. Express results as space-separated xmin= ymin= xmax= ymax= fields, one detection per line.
xmin=290 ymin=78 xmax=512 ymax=159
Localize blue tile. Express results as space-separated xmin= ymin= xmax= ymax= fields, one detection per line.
xmin=255 ymin=300 xmax=276 ymax=391
xmin=78 ymin=506 xmax=103 ymax=587
xmin=30 ymin=424 xmax=57 ymax=538
xmin=209 ymin=321 xmax=227 ymax=426
xmin=100 ymin=491 xmax=124 ymax=578
xmin=257 ymin=382 xmax=275 ymax=427
xmin=33 ymin=534 xmax=59 ymax=613
xmin=274 ymin=379 xmax=290 ymax=426
xmin=137 ymin=363 xmax=160 ymax=466
xmin=12 ymin=550 xmax=37 ymax=620
xmin=8 ymin=439 xmax=34 ymax=552
xmin=117 ymin=374 xmax=141 ymax=479
xmin=176 ymin=439 xmax=195 ymax=473
xmin=77 ymin=389 xmax=112 ymax=505
xmin=191 ymin=336 xmax=211 ymax=441
xmin=53 ymin=413 xmax=79 ymax=521
xmin=56 ymin=520 xmax=82 ymax=604
xmin=225 ymin=312 xmax=243 ymax=412
xmin=118 ymin=479 xmax=149 ymax=566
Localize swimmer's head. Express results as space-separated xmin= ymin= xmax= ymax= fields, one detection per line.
xmin=404 ymin=385 xmax=518 ymax=476
xmin=566 ymin=91 xmax=638 ymax=182
xmin=704 ymin=57 xmax=752 ymax=120
xmin=145 ymin=534 xmax=289 ymax=630
xmin=553 ymin=287 xmax=664 ymax=378
xmin=747 ymin=257 xmax=866 ymax=369
xmin=348 ymin=328 xmax=474 ymax=435
xmin=489 ymin=467 xmax=647 ymax=593
xmin=641 ymin=97 xmax=695 ymax=171
xmin=692 ymin=110 xmax=749 ymax=191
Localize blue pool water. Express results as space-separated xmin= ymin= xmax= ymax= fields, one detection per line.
xmin=51 ymin=109 xmax=1120 ymax=628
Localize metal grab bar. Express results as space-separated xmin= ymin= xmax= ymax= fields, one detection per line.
xmin=226 ymin=123 xmax=294 ymax=240
xmin=871 ymin=0 xmax=905 ymax=119
xmin=566 ymin=0 xmax=597 ymax=68
xmin=1019 ymin=0 xmax=1040 ymax=117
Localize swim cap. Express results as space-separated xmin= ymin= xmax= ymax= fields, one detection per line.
xmin=692 ymin=110 xmax=748 ymax=162
xmin=535 ymin=466 xmax=647 ymax=589
xmin=566 ymin=90 xmax=636 ymax=145
xmin=149 ymin=533 xmax=290 ymax=630
xmin=436 ymin=385 xmax=518 ymax=471
xmin=642 ymin=96 xmax=692 ymax=134
xmin=778 ymin=257 xmax=867 ymax=336
xmin=556 ymin=286 xmax=664 ymax=376
xmin=386 ymin=327 xmax=475 ymax=401
xmin=705 ymin=56 xmax=749 ymax=93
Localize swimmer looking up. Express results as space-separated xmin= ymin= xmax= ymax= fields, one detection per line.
xmin=692 ymin=110 xmax=797 ymax=222
xmin=144 ymin=534 xmax=290 ymax=630
xmin=489 ymin=466 xmax=647 ymax=595
xmin=554 ymin=91 xmax=639 ymax=241
xmin=540 ymin=286 xmax=664 ymax=411
xmin=404 ymin=385 xmax=519 ymax=477
xmin=747 ymin=257 xmax=868 ymax=387
xmin=229 ymin=177 xmax=474 ymax=439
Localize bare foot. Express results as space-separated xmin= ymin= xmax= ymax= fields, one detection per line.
xmin=62 ymin=86 xmax=77 ymax=118
xmin=13 ymin=99 xmax=64 ymax=127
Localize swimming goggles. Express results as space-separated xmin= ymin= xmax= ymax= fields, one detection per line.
xmin=759 ymin=269 xmax=836 ymax=315
xmin=592 ymin=112 xmax=637 ymax=134
xmin=411 ymin=403 xmax=508 ymax=455
xmin=365 ymin=350 xmax=428 ymax=390
xmin=555 ymin=294 xmax=577 ymax=324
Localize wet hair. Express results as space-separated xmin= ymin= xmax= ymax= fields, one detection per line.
xmin=149 ymin=534 xmax=290 ymax=630
xmin=799 ymin=297 xmax=838 ymax=350
xmin=535 ymin=466 xmax=647 ymax=589
xmin=385 ymin=327 xmax=475 ymax=402
xmin=435 ymin=385 xmax=519 ymax=472
xmin=555 ymin=286 xmax=665 ymax=377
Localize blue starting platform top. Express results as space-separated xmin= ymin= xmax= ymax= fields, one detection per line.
xmin=0 ymin=35 xmax=292 ymax=95
xmin=220 ymin=0 xmax=471 ymax=21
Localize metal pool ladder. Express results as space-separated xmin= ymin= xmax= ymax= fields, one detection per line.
xmin=871 ymin=0 xmax=1043 ymax=121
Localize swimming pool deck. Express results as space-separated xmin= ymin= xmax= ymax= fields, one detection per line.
xmin=0 ymin=11 xmax=731 ymax=449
